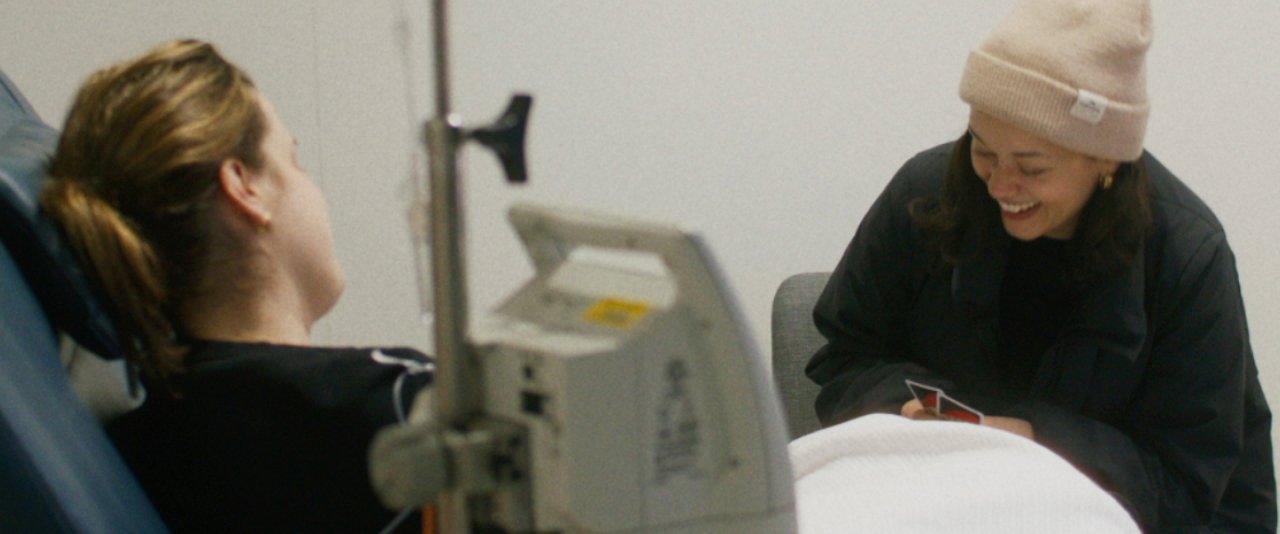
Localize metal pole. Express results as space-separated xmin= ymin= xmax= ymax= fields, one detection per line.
xmin=431 ymin=0 xmax=450 ymax=114
xmin=427 ymin=0 xmax=484 ymax=433
xmin=428 ymin=0 xmax=481 ymax=531
xmin=426 ymin=116 xmax=473 ymax=534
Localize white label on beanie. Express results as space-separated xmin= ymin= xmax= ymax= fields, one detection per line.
xmin=1071 ymin=89 xmax=1109 ymax=124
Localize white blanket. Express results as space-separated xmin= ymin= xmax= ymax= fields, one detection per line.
xmin=789 ymin=414 xmax=1139 ymax=533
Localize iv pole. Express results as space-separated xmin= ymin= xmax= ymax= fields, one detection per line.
xmin=426 ymin=0 xmax=474 ymax=434
xmin=425 ymin=0 xmax=473 ymax=528
xmin=423 ymin=0 xmax=531 ymax=530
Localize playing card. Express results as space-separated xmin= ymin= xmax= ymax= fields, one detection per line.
xmin=937 ymin=392 xmax=984 ymax=424
xmin=904 ymin=379 xmax=942 ymax=413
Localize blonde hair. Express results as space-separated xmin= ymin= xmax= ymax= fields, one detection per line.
xmin=41 ymin=39 xmax=266 ymax=387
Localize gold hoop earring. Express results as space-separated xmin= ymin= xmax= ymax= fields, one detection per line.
xmin=1099 ymin=174 xmax=1114 ymax=190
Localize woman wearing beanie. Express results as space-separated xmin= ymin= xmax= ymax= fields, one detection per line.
xmin=806 ymin=0 xmax=1275 ymax=531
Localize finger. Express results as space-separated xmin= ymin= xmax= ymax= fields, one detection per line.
xmin=901 ymin=399 xmax=923 ymax=417
xmin=911 ymin=410 xmax=943 ymax=421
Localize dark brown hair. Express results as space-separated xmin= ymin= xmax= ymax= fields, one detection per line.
xmin=41 ymin=39 xmax=266 ymax=386
xmin=909 ymin=131 xmax=1152 ymax=286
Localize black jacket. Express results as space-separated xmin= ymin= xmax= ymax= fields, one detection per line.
xmin=807 ymin=142 xmax=1275 ymax=532
xmin=109 ymin=341 xmax=434 ymax=533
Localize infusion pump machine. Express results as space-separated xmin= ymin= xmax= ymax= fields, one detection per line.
xmin=371 ymin=203 xmax=796 ymax=532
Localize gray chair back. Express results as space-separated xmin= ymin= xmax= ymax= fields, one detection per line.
xmin=770 ymin=272 xmax=829 ymax=440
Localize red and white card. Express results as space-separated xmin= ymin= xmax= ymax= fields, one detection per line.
xmin=905 ymin=379 xmax=984 ymax=424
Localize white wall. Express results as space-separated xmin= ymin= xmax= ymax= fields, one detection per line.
xmin=4 ymin=1 xmax=1280 ymax=443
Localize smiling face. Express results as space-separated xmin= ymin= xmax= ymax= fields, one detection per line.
xmin=968 ymin=110 xmax=1118 ymax=241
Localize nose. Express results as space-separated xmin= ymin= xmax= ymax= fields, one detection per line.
xmin=985 ymin=163 xmax=1019 ymax=198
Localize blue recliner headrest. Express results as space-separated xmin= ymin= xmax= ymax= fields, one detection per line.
xmin=0 ymin=71 xmax=123 ymax=360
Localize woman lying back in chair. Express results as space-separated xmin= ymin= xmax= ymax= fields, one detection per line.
xmin=41 ymin=39 xmax=432 ymax=533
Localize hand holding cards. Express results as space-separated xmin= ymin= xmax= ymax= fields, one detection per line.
xmin=905 ymin=379 xmax=984 ymax=424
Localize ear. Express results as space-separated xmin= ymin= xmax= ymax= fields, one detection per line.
xmin=217 ymin=158 xmax=272 ymax=227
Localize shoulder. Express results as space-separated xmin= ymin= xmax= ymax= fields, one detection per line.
xmin=181 ymin=341 xmax=433 ymax=405
xmin=885 ymin=141 xmax=953 ymax=201
xmin=187 ymin=341 xmax=430 ymax=368
xmin=1141 ymin=153 xmax=1234 ymax=285
xmin=1144 ymin=153 xmax=1225 ymax=244
xmin=861 ymin=141 xmax=954 ymax=228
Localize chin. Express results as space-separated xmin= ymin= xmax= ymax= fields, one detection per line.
xmin=308 ymin=267 xmax=346 ymax=322
xmin=1002 ymin=224 xmax=1045 ymax=242
xmin=322 ymin=272 xmax=347 ymax=315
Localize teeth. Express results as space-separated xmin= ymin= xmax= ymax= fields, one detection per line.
xmin=999 ymin=200 xmax=1038 ymax=213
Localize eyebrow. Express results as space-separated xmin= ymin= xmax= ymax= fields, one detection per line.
xmin=968 ymin=128 xmax=1049 ymax=159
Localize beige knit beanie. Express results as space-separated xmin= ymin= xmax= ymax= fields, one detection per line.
xmin=959 ymin=0 xmax=1152 ymax=161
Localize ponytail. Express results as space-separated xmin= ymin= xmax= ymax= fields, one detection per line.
xmin=42 ymin=178 xmax=185 ymax=386
xmin=40 ymin=39 xmax=266 ymax=391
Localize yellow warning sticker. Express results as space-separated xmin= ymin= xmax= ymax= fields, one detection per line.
xmin=582 ymin=298 xmax=651 ymax=330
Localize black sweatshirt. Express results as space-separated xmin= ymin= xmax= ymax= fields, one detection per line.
xmin=109 ymin=341 xmax=434 ymax=533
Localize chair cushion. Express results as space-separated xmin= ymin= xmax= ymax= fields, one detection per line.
xmin=0 ymin=72 xmax=122 ymax=359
